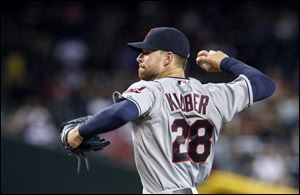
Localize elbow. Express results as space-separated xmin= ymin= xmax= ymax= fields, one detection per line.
xmin=252 ymin=75 xmax=276 ymax=102
xmin=262 ymin=77 xmax=276 ymax=99
xmin=262 ymin=75 xmax=276 ymax=98
xmin=268 ymin=79 xmax=276 ymax=97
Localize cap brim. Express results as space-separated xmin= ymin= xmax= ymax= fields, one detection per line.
xmin=127 ymin=42 xmax=158 ymax=52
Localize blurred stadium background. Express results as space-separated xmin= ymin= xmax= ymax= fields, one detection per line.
xmin=1 ymin=1 xmax=299 ymax=194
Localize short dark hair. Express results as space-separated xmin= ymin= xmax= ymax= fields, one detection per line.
xmin=174 ymin=54 xmax=187 ymax=69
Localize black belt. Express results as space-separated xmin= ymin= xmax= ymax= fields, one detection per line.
xmin=172 ymin=188 xmax=193 ymax=194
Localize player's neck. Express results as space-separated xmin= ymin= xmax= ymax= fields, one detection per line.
xmin=155 ymin=67 xmax=185 ymax=80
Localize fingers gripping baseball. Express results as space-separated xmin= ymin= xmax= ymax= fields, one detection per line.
xmin=196 ymin=50 xmax=213 ymax=72
xmin=196 ymin=50 xmax=229 ymax=72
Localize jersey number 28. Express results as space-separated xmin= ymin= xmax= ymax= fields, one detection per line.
xmin=171 ymin=118 xmax=214 ymax=163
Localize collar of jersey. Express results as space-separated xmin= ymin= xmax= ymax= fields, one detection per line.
xmin=163 ymin=76 xmax=190 ymax=80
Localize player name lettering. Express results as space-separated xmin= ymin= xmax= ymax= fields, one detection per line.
xmin=165 ymin=93 xmax=209 ymax=115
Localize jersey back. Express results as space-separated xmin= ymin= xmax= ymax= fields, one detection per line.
xmin=113 ymin=76 xmax=252 ymax=194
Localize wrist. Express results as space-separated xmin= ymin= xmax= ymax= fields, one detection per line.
xmin=220 ymin=57 xmax=232 ymax=72
xmin=74 ymin=125 xmax=84 ymax=141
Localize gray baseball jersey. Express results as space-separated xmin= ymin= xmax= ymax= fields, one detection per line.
xmin=113 ymin=75 xmax=253 ymax=194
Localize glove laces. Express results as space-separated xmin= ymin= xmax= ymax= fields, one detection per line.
xmin=69 ymin=151 xmax=90 ymax=174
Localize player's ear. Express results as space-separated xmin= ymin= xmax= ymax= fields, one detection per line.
xmin=164 ymin=52 xmax=173 ymax=66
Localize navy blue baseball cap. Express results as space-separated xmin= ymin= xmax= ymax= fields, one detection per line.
xmin=127 ymin=27 xmax=190 ymax=59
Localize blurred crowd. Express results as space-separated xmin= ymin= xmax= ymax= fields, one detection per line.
xmin=2 ymin=1 xmax=299 ymax=189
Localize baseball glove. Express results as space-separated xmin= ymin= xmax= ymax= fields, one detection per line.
xmin=60 ymin=116 xmax=110 ymax=173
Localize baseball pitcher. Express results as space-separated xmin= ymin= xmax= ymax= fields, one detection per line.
xmin=63 ymin=27 xmax=275 ymax=194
